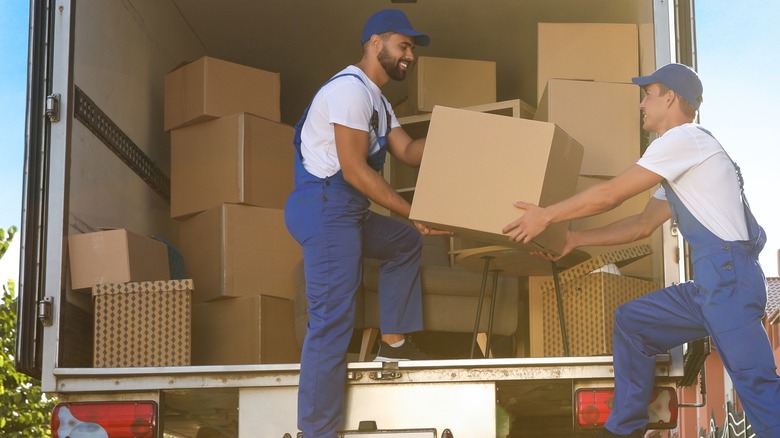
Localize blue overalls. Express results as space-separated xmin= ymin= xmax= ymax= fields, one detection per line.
xmin=606 ymin=149 xmax=780 ymax=437
xmin=285 ymin=73 xmax=424 ymax=438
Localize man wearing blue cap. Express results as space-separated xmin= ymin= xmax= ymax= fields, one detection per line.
xmin=285 ymin=9 xmax=448 ymax=438
xmin=503 ymin=63 xmax=780 ymax=438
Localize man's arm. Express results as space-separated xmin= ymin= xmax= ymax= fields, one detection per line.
xmin=385 ymin=126 xmax=425 ymax=166
xmin=537 ymin=197 xmax=671 ymax=260
xmin=571 ymin=197 xmax=671 ymax=246
xmin=335 ymin=124 xmax=413 ymax=216
xmin=503 ymin=164 xmax=665 ymax=244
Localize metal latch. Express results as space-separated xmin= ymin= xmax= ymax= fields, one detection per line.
xmin=38 ymin=296 xmax=53 ymax=326
xmin=45 ymin=93 xmax=60 ymax=122
xmin=369 ymin=362 xmax=402 ymax=381
xmin=369 ymin=370 xmax=401 ymax=381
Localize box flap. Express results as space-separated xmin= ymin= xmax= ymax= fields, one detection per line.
xmin=93 ymin=279 xmax=194 ymax=296
xmin=541 ymin=244 xmax=651 ymax=291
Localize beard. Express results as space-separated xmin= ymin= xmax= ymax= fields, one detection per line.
xmin=378 ymin=46 xmax=407 ymax=81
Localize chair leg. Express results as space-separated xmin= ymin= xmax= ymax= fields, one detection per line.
xmin=470 ymin=256 xmax=494 ymax=358
xmin=476 ymin=332 xmax=493 ymax=359
xmin=359 ymin=327 xmax=380 ymax=362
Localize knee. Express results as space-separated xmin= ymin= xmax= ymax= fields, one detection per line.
xmin=401 ymin=226 xmax=423 ymax=255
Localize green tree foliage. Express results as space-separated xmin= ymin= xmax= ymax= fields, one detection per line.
xmin=0 ymin=226 xmax=56 ymax=436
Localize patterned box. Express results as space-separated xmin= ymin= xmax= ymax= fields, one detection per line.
xmin=93 ymin=279 xmax=193 ymax=367
xmin=541 ymin=245 xmax=660 ymax=357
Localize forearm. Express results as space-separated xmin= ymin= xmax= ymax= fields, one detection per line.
xmin=544 ymin=185 xmax=620 ymax=225
xmin=343 ymin=166 xmax=412 ymax=217
xmin=570 ymin=198 xmax=670 ymax=248
xmin=570 ymin=215 xmax=652 ymax=248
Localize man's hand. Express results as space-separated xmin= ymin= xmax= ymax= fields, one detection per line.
xmin=501 ymin=201 xmax=551 ymax=244
xmin=529 ymin=231 xmax=578 ymax=261
xmin=413 ymin=221 xmax=453 ymax=236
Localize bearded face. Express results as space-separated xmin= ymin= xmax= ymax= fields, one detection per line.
xmin=378 ymin=45 xmax=409 ymax=81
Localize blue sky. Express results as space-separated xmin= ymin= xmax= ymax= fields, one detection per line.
xmin=1 ymin=1 xmax=779 ymax=285
xmin=696 ymin=0 xmax=780 ymax=277
xmin=0 ymin=0 xmax=29 ymax=286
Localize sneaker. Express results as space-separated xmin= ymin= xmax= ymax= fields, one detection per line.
xmin=373 ymin=336 xmax=429 ymax=362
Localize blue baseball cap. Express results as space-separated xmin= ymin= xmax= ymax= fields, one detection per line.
xmin=361 ymin=9 xmax=430 ymax=47
xmin=632 ymin=63 xmax=703 ymax=109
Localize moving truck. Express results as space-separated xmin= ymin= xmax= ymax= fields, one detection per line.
xmin=17 ymin=0 xmax=705 ymax=436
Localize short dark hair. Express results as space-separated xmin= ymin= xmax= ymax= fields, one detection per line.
xmin=657 ymin=83 xmax=697 ymax=118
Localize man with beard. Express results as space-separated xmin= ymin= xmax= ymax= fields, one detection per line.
xmin=285 ymin=9 xmax=449 ymax=437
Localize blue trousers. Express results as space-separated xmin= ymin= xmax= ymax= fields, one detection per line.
xmin=606 ymin=245 xmax=780 ymax=437
xmin=285 ymin=178 xmax=423 ymax=438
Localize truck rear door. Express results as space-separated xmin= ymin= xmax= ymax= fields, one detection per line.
xmin=16 ymin=0 xmax=74 ymax=389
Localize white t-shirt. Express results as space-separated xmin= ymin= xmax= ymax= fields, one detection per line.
xmin=300 ymin=66 xmax=401 ymax=178
xmin=637 ymin=123 xmax=748 ymax=241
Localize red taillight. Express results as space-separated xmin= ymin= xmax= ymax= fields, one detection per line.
xmin=575 ymin=387 xmax=678 ymax=429
xmin=576 ymin=388 xmax=614 ymax=428
xmin=52 ymin=401 xmax=157 ymax=438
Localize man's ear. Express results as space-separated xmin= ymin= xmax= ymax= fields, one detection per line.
xmin=664 ymin=89 xmax=676 ymax=109
xmin=370 ymin=34 xmax=383 ymax=51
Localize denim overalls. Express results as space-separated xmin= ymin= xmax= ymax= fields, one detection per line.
xmin=285 ymin=73 xmax=423 ymax=438
xmin=606 ymin=136 xmax=780 ymax=437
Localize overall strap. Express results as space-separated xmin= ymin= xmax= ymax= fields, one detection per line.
xmin=694 ymin=126 xmax=766 ymax=253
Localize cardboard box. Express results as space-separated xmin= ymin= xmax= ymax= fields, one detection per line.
xmin=570 ymin=176 xmax=655 ymax=279
xmin=68 ymin=229 xmax=170 ymax=290
xmin=93 ymin=279 xmax=192 ymax=367
xmin=164 ymin=56 xmax=280 ymax=131
xmin=170 ymin=112 xmax=294 ymax=219
xmin=541 ymin=245 xmax=660 ymax=357
xmin=192 ymin=295 xmax=299 ymax=365
xmin=178 ymin=203 xmax=302 ymax=302
xmin=535 ymin=79 xmax=640 ymax=176
xmin=408 ymin=56 xmax=496 ymax=113
xmin=409 ymin=106 xmax=583 ymax=255
xmin=537 ymin=23 xmax=639 ymax=102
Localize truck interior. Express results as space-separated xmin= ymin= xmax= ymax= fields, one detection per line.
xmin=19 ymin=0 xmax=698 ymax=436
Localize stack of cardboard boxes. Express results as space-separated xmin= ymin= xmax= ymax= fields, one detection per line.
xmin=165 ymin=56 xmax=301 ymax=365
xmin=534 ymin=22 xmax=654 ymax=278
xmin=68 ymin=228 xmax=190 ymax=367
xmin=68 ymin=56 xmax=303 ymax=368
xmin=528 ymin=22 xmax=660 ymax=357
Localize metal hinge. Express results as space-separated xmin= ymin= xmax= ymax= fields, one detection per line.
xmin=45 ymin=93 xmax=60 ymax=122
xmin=38 ymin=296 xmax=53 ymax=326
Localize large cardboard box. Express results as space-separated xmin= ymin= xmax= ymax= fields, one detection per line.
xmin=541 ymin=245 xmax=660 ymax=357
xmin=170 ymin=112 xmax=294 ymax=219
xmin=409 ymin=106 xmax=583 ymax=255
xmin=68 ymin=229 xmax=170 ymax=290
xmin=192 ymin=295 xmax=299 ymax=365
xmin=537 ymin=23 xmax=639 ymax=102
xmin=408 ymin=56 xmax=496 ymax=113
xmin=164 ymin=56 xmax=281 ymax=131
xmin=178 ymin=203 xmax=302 ymax=302
xmin=93 ymin=279 xmax=192 ymax=367
xmin=535 ymin=79 xmax=641 ymax=176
